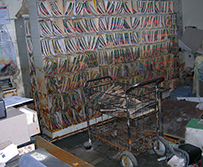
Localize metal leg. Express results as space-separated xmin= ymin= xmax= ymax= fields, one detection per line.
xmin=158 ymin=91 xmax=163 ymax=136
xmin=85 ymin=105 xmax=91 ymax=141
xmin=126 ymin=95 xmax=131 ymax=152
xmin=155 ymin=86 xmax=159 ymax=137
xmin=155 ymin=86 xmax=163 ymax=137
xmin=83 ymin=105 xmax=92 ymax=150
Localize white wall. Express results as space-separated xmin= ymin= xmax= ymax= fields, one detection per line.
xmin=0 ymin=0 xmax=24 ymax=96
xmin=182 ymin=0 xmax=203 ymax=31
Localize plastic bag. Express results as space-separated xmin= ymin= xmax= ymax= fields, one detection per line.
xmin=0 ymin=25 xmax=18 ymax=77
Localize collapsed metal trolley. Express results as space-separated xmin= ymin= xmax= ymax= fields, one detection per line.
xmin=83 ymin=76 xmax=165 ymax=167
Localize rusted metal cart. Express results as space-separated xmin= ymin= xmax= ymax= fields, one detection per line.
xmin=83 ymin=76 xmax=165 ymax=167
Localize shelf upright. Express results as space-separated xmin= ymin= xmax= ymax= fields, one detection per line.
xmin=28 ymin=0 xmax=49 ymax=111
xmin=15 ymin=17 xmax=33 ymax=98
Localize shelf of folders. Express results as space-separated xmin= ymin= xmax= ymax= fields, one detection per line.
xmin=30 ymin=0 xmax=179 ymax=138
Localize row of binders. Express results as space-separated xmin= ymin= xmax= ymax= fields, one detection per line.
xmin=49 ymin=90 xmax=83 ymax=111
xmin=37 ymin=0 xmax=174 ymax=17
xmin=42 ymin=41 xmax=174 ymax=76
xmin=50 ymin=107 xmax=84 ymax=130
xmin=116 ymin=68 xmax=178 ymax=91
xmin=93 ymin=67 xmax=178 ymax=92
xmin=169 ymin=25 xmax=178 ymax=35
xmin=45 ymin=70 xmax=100 ymax=90
xmin=98 ymin=41 xmax=173 ymax=66
xmin=40 ymin=53 xmax=174 ymax=83
xmin=45 ymin=57 xmax=176 ymax=93
xmin=100 ymin=66 xmax=178 ymax=94
xmin=98 ymin=46 xmax=140 ymax=65
xmin=42 ymin=41 xmax=173 ymax=76
xmin=99 ymin=54 xmax=175 ymax=79
xmin=48 ymin=91 xmax=85 ymax=129
xmin=40 ymin=29 xmax=171 ymax=57
xmin=140 ymin=41 xmax=173 ymax=58
xmin=49 ymin=105 xmax=101 ymax=130
xmin=100 ymin=62 xmax=139 ymax=79
xmin=38 ymin=14 xmax=177 ymax=37
xmin=43 ymin=53 xmax=98 ymax=75
xmin=140 ymin=28 xmax=170 ymax=43
xmin=47 ymin=90 xmax=101 ymax=130
xmin=41 ymin=36 xmax=99 ymax=56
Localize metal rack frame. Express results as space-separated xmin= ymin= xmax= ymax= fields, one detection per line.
xmin=83 ymin=76 xmax=165 ymax=164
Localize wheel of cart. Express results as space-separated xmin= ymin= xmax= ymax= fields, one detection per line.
xmin=83 ymin=76 xmax=166 ymax=167
xmin=120 ymin=151 xmax=138 ymax=167
xmin=152 ymin=137 xmax=167 ymax=156
xmin=83 ymin=140 xmax=92 ymax=150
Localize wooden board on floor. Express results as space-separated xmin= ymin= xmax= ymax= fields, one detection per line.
xmin=34 ymin=136 xmax=93 ymax=167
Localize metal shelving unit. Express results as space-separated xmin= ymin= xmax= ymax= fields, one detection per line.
xmin=25 ymin=0 xmax=179 ymax=139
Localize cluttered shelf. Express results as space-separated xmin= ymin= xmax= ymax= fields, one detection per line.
xmin=24 ymin=0 xmax=179 ymax=139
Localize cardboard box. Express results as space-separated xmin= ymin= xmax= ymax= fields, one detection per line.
xmin=0 ymin=141 xmax=18 ymax=163
xmin=17 ymin=138 xmax=36 ymax=155
xmin=0 ymin=107 xmax=30 ymax=146
xmin=0 ymin=105 xmax=40 ymax=146
xmin=185 ymin=119 xmax=203 ymax=151
xmin=18 ymin=106 xmax=40 ymax=137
